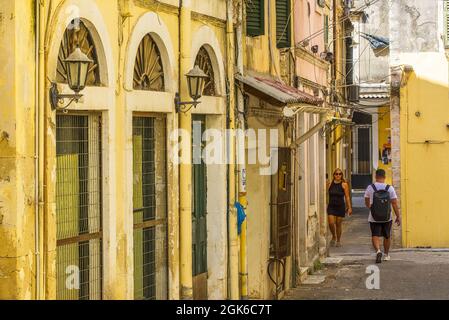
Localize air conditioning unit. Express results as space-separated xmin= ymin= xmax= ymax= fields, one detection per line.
xmin=347 ymin=84 xmax=360 ymax=102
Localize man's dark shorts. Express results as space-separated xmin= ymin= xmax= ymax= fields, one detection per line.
xmin=370 ymin=221 xmax=393 ymax=238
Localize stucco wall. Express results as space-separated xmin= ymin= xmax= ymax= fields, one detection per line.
xmin=353 ymin=0 xmax=389 ymax=83
xmin=389 ymin=0 xmax=449 ymax=247
xmin=246 ymin=95 xmax=292 ymax=299
xmin=399 ymin=53 xmax=449 ymax=248
xmin=0 ymin=0 xmax=36 ymax=300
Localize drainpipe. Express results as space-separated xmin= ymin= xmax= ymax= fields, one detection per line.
xmin=236 ymin=0 xmax=248 ymax=300
xmin=226 ymin=0 xmax=239 ymax=300
xmin=179 ymin=0 xmax=193 ymax=300
xmin=35 ymin=0 xmax=45 ymax=300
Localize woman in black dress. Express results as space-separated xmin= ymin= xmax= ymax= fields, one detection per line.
xmin=327 ymin=168 xmax=352 ymax=247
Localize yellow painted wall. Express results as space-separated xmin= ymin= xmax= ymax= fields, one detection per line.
xmin=377 ymin=106 xmax=392 ymax=185
xmin=246 ymin=100 xmax=291 ymax=300
xmin=399 ymin=53 xmax=449 ymax=248
xmin=245 ymin=0 xmax=289 ymax=77
xmin=244 ymin=0 xmax=294 ymax=299
xmin=0 ymin=0 xmax=37 ymax=300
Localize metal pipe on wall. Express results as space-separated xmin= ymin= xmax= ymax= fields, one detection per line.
xmin=35 ymin=0 xmax=46 ymax=300
xmin=34 ymin=0 xmax=41 ymax=300
xmin=179 ymin=0 xmax=194 ymax=300
xmin=226 ymin=0 xmax=239 ymax=301
xmin=236 ymin=0 xmax=248 ymax=300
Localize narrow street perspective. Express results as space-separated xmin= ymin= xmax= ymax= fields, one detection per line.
xmin=285 ymin=206 xmax=449 ymax=300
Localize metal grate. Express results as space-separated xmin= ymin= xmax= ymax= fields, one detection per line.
xmin=192 ymin=116 xmax=208 ymax=277
xmin=133 ymin=116 xmax=168 ymax=300
xmin=56 ymin=20 xmax=100 ymax=86
xmin=133 ymin=34 xmax=165 ymax=91
xmin=194 ymin=47 xmax=216 ymax=96
xmin=56 ymin=114 xmax=103 ymax=300
xmin=352 ymin=125 xmax=372 ymax=175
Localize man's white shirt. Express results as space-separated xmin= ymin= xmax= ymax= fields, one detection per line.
xmin=364 ymin=183 xmax=397 ymax=222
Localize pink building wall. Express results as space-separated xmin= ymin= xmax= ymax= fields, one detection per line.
xmin=294 ymin=0 xmax=329 ymax=89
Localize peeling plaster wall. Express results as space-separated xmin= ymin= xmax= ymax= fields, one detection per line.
xmin=246 ymin=95 xmax=292 ymax=300
xmin=393 ymin=0 xmax=439 ymax=55
xmin=353 ymin=0 xmax=390 ymax=83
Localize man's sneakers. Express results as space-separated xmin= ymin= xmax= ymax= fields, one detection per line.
xmin=376 ymin=251 xmax=383 ymax=263
xmin=375 ymin=251 xmax=391 ymax=263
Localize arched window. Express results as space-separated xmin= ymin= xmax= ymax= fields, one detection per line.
xmin=56 ymin=20 xmax=100 ymax=86
xmin=133 ymin=34 xmax=165 ymax=91
xmin=194 ymin=47 xmax=216 ymax=96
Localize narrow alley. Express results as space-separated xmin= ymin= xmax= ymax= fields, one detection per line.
xmin=285 ymin=207 xmax=449 ymax=300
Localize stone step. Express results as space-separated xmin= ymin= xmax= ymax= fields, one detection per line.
xmin=301 ymin=275 xmax=326 ymax=285
xmin=320 ymin=257 xmax=343 ymax=266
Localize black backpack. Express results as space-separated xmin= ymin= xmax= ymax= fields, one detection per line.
xmin=371 ymin=184 xmax=391 ymax=222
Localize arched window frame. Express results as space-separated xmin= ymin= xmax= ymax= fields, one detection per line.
xmin=56 ymin=19 xmax=101 ymax=86
xmin=194 ymin=46 xmax=217 ymax=97
xmin=133 ymin=34 xmax=165 ymax=92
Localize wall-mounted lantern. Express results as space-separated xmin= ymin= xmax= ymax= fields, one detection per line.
xmin=50 ymin=46 xmax=93 ymax=111
xmin=175 ymin=65 xmax=209 ymax=113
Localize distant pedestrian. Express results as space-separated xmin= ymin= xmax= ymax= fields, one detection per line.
xmin=364 ymin=169 xmax=402 ymax=263
xmin=327 ymin=168 xmax=352 ymax=247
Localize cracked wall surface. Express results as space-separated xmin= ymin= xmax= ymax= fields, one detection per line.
xmin=0 ymin=0 xmax=36 ymax=299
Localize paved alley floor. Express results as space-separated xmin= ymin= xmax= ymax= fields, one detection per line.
xmin=285 ymin=207 xmax=449 ymax=300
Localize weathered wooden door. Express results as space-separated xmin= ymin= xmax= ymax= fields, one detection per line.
xmin=272 ymin=147 xmax=292 ymax=259
xmin=192 ymin=115 xmax=208 ymax=299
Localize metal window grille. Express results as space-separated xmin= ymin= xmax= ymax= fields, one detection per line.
xmin=352 ymin=125 xmax=372 ymax=175
xmin=56 ymin=114 xmax=103 ymax=300
xmin=194 ymin=47 xmax=216 ymax=97
xmin=133 ymin=116 xmax=168 ymax=300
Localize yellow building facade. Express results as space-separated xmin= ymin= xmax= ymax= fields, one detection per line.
xmin=390 ymin=0 xmax=449 ymax=248
xmin=393 ymin=57 xmax=449 ymax=248
xmin=241 ymin=0 xmax=333 ymax=299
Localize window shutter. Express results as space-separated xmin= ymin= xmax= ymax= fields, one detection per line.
xmin=324 ymin=14 xmax=329 ymax=50
xmin=276 ymin=0 xmax=291 ymax=48
xmin=246 ymin=0 xmax=265 ymax=37
xmin=444 ymin=0 xmax=449 ymax=48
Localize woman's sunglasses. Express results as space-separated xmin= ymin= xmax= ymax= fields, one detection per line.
xmin=334 ymin=173 xmax=343 ymax=176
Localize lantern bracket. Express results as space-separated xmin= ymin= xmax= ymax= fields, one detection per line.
xmin=49 ymin=82 xmax=83 ymax=111
xmin=174 ymin=92 xmax=201 ymax=114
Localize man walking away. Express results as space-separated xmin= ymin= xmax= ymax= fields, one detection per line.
xmin=364 ymin=169 xmax=401 ymax=263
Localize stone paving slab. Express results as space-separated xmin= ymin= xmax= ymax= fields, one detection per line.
xmin=320 ymin=257 xmax=343 ymax=266
xmin=285 ymin=207 xmax=449 ymax=300
xmin=301 ymin=275 xmax=326 ymax=285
